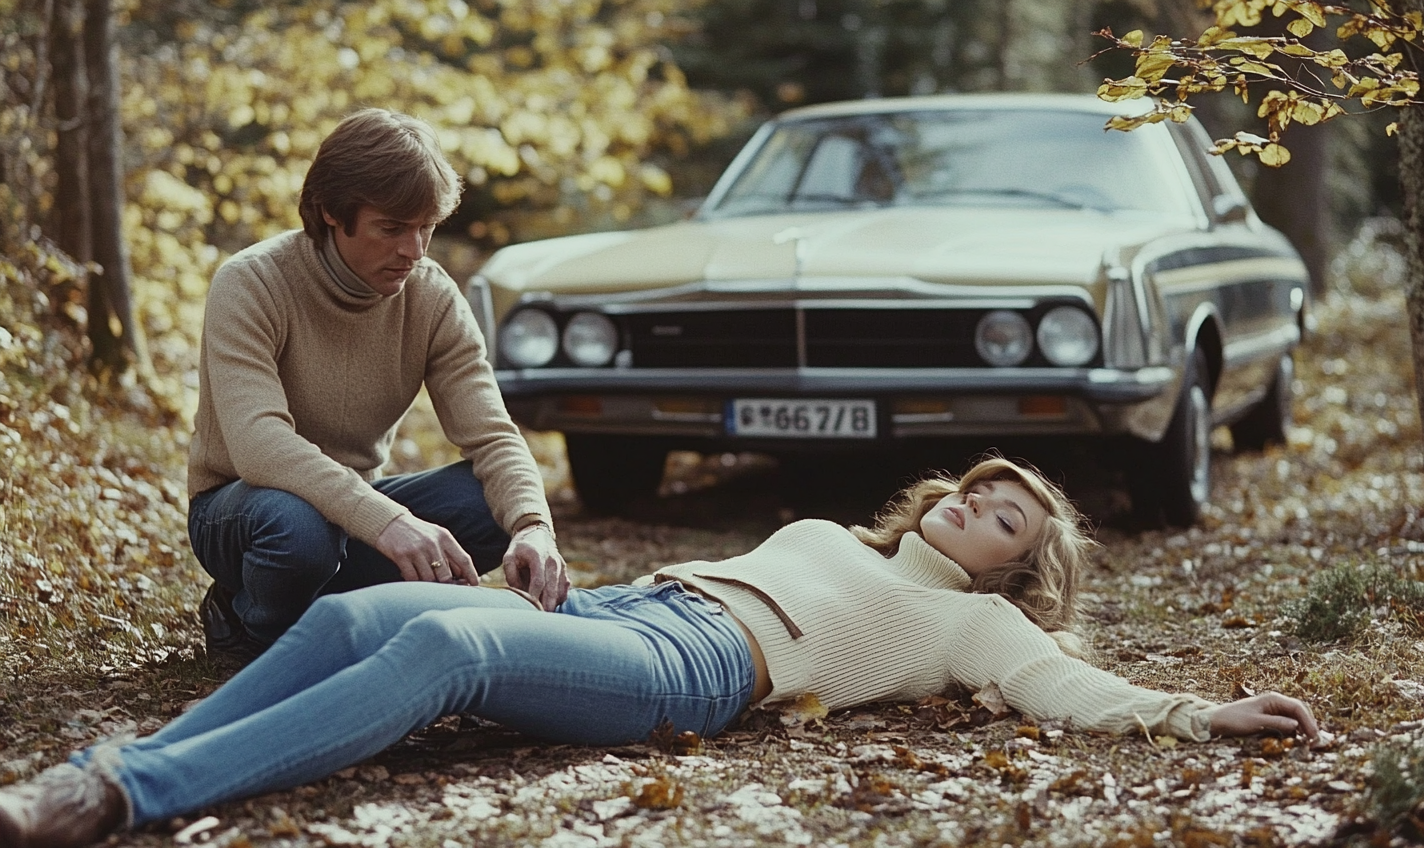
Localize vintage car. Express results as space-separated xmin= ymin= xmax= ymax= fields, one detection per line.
xmin=468 ymin=93 xmax=1309 ymax=524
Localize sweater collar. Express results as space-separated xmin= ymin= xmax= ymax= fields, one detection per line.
xmin=892 ymin=532 xmax=973 ymax=591
xmin=317 ymin=228 xmax=383 ymax=304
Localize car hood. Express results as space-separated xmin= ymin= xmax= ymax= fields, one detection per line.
xmin=479 ymin=206 xmax=1198 ymax=296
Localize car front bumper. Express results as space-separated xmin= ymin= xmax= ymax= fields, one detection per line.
xmin=496 ymin=365 xmax=1176 ymax=441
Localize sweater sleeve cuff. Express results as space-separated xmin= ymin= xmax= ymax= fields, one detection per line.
xmin=511 ymin=512 xmax=555 ymax=537
xmin=350 ymin=500 xmax=412 ymax=547
xmin=1188 ymin=706 xmax=1218 ymax=742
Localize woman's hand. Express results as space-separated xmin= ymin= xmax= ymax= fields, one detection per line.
xmin=1209 ymin=692 xmax=1320 ymax=744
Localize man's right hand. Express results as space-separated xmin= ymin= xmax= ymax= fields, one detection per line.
xmin=374 ymin=513 xmax=479 ymax=584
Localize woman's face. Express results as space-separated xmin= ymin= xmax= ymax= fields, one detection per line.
xmin=919 ymin=479 xmax=1048 ymax=577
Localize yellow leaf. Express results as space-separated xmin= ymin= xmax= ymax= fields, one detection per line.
xmin=1348 ymin=77 xmax=1382 ymax=97
xmin=1287 ymin=17 xmax=1315 ymax=37
xmin=777 ymin=693 xmax=829 ymax=728
xmin=1217 ymin=0 xmax=1263 ymax=28
xmin=1097 ymin=76 xmax=1149 ymax=101
xmin=1106 ymin=114 xmax=1147 ymax=131
xmin=1233 ymin=130 xmax=1272 ymax=147
xmin=1123 ymin=29 xmax=1144 ymax=47
xmin=1367 ymin=28 xmax=1398 ymax=51
xmin=1229 ymin=57 xmax=1281 ymax=76
xmin=1135 ymin=51 xmax=1178 ymax=84
xmin=1259 ymin=143 xmax=1292 ymax=167
xmin=1218 ymin=36 xmax=1276 ymax=59
xmin=1198 ymin=26 xmax=1234 ymax=46
xmin=1289 ymin=99 xmax=1326 ymax=125
xmin=638 ymin=164 xmax=672 ymax=196
xmin=1387 ymin=121 xmax=1400 ymax=136
xmin=1297 ymin=0 xmax=1327 ymax=27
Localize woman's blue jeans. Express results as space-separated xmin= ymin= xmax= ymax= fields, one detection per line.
xmin=82 ymin=582 xmax=755 ymax=826
xmin=188 ymin=461 xmax=511 ymax=644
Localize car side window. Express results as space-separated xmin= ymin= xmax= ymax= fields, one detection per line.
xmin=797 ymin=135 xmax=862 ymax=200
xmin=1167 ymin=121 xmax=1248 ymax=224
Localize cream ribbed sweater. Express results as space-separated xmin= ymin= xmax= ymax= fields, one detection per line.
xmin=643 ymin=519 xmax=1219 ymax=741
xmin=187 ymin=230 xmax=550 ymax=546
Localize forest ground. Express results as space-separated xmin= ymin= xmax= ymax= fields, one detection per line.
xmin=1 ymin=233 xmax=1422 ymax=846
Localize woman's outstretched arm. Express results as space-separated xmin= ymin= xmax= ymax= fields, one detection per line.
xmin=1208 ymin=692 xmax=1320 ymax=743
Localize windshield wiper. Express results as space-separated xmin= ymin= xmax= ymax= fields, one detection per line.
xmin=908 ymin=187 xmax=1099 ymax=210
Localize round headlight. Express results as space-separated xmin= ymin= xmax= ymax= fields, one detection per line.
xmin=562 ymin=311 xmax=619 ymax=367
xmin=975 ymin=310 xmax=1032 ymax=367
xmin=500 ymin=309 xmax=559 ymax=368
xmin=1036 ymin=306 xmax=1099 ymax=366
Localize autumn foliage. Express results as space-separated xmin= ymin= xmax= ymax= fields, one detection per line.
xmin=1094 ymin=0 xmax=1422 ymax=165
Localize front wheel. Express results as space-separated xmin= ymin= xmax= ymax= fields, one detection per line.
xmin=564 ymin=434 xmax=667 ymax=515
xmin=1129 ymin=347 xmax=1213 ymax=527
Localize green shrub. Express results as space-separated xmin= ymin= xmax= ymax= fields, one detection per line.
xmin=1367 ymin=739 xmax=1424 ymax=840
xmin=1283 ymin=563 xmax=1424 ymax=643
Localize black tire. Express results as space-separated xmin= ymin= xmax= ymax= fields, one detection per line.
xmin=564 ymin=434 xmax=667 ymax=514
xmin=1230 ymin=352 xmax=1293 ymax=451
xmin=1129 ymin=347 xmax=1213 ymax=527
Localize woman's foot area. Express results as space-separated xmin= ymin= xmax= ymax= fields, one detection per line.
xmin=0 ymin=763 xmax=125 ymax=848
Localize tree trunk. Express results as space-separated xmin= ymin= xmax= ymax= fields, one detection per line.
xmin=1402 ymin=98 xmax=1424 ymax=432
xmin=1396 ymin=0 xmax=1424 ymax=431
xmin=50 ymin=0 xmax=90 ymax=268
xmin=82 ymin=0 xmax=149 ymax=378
xmin=1252 ymin=125 xmax=1330 ymax=297
xmin=1241 ymin=8 xmax=1332 ymax=298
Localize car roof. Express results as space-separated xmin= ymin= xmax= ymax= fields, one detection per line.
xmin=773 ymin=92 xmax=1152 ymax=122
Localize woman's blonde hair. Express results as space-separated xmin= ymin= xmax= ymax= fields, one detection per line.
xmin=299 ymin=108 xmax=463 ymax=248
xmin=851 ymin=456 xmax=1096 ymax=651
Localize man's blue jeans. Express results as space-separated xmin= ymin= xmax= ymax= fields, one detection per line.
xmin=188 ymin=462 xmax=511 ymax=644
xmin=83 ymin=582 xmax=756 ymax=826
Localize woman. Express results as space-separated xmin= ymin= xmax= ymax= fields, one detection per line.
xmin=0 ymin=458 xmax=1318 ymax=847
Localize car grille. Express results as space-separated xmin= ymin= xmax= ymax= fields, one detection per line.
xmin=625 ymin=308 xmax=984 ymax=368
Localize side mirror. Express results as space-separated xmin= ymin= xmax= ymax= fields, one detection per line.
xmin=1211 ymin=195 xmax=1249 ymax=225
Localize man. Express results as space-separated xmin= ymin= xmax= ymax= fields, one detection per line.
xmin=188 ymin=108 xmax=568 ymax=666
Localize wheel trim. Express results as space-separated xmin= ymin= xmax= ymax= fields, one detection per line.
xmin=1187 ymin=383 xmax=1211 ymax=505
xmin=1277 ymin=354 xmax=1295 ymax=428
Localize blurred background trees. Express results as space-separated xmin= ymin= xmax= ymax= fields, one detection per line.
xmin=0 ymin=0 xmax=1400 ymax=402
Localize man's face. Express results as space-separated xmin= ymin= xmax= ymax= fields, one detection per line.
xmin=323 ymin=205 xmax=437 ymax=297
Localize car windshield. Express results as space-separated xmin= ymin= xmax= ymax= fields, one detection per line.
xmin=705 ymin=108 xmax=1196 ymax=218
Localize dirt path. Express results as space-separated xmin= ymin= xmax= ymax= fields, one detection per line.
xmin=2 ymin=288 xmax=1420 ymax=846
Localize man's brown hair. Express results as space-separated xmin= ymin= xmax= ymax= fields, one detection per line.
xmin=299 ymin=108 xmax=462 ymax=247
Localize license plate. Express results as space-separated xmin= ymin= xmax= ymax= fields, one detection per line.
xmin=727 ymin=399 xmax=877 ymax=438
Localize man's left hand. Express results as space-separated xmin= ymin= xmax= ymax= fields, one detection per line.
xmin=502 ymin=524 xmax=569 ymax=611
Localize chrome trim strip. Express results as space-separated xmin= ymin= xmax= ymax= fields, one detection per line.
xmin=527 ymin=279 xmax=1097 ymax=312
xmin=1222 ymin=323 xmax=1300 ymax=366
xmin=495 ymin=365 xmax=1173 ymax=402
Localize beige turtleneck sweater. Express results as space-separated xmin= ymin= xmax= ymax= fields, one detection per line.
xmin=187 ymin=229 xmax=550 ymax=546
xmin=642 ymin=519 xmax=1219 ymax=741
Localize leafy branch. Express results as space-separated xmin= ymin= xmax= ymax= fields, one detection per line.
xmin=1093 ymin=0 xmax=1423 ymax=165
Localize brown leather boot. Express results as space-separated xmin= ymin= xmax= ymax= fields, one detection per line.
xmin=0 ymin=763 xmax=125 ymax=848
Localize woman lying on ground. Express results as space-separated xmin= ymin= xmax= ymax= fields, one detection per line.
xmin=0 ymin=457 xmax=1319 ymax=848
